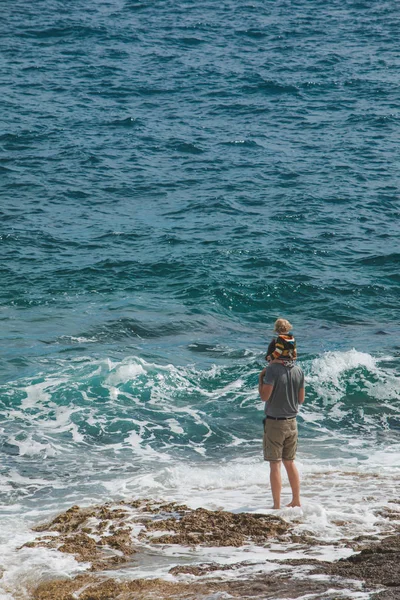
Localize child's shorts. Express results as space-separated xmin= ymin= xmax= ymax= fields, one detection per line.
xmin=263 ymin=418 xmax=298 ymax=461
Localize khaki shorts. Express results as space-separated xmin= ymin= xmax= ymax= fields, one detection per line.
xmin=263 ymin=418 xmax=298 ymax=461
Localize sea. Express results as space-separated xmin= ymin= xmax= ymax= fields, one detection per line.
xmin=1 ymin=0 xmax=399 ymax=598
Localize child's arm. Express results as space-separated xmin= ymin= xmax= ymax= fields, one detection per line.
xmin=271 ymin=336 xmax=285 ymax=359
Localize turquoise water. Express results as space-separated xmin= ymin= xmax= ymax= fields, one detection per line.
xmin=1 ymin=0 xmax=400 ymax=596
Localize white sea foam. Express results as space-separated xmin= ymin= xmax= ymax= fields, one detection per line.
xmin=106 ymin=362 xmax=146 ymax=385
xmin=0 ymin=517 xmax=87 ymax=600
xmin=7 ymin=436 xmax=56 ymax=458
xmin=20 ymin=381 xmax=52 ymax=409
xmin=166 ymin=419 xmax=184 ymax=434
xmin=307 ymin=349 xmax=400 ymax=405
xmin=307 ymin=349 xmax=377 ymax=401
xmin=0 ymin=350 xmax=399 ymax=598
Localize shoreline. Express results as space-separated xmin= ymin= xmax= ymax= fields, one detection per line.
xmin=20 ymin=498 xmax=400 ymax=600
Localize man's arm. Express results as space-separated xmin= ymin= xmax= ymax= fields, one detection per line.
xmin=259 ymin=368 xmax=274 ymax=402
xmin=298 ymin=386 xmax=305 ymax=404
xmin=258 ymin=368 xmax=266 ymax=396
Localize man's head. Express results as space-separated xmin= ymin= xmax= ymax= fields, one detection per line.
xmin=274 ymin=318 xmax=293 ymax=335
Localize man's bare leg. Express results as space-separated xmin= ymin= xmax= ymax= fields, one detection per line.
xmin=283 ymin=460 xmax=301 ymax=507
xmin=269 ymin=461 xmax=282 ymax=509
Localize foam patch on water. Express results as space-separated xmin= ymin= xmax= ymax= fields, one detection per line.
xmin=310 ymin=349 xmax=376 ymax=382
xmin=0 ymin=518 xmax=87 ymax=600
xmin=105 ymin=362 xmax=146 ymax=385
xmin=307 ymin=349 xmax=377 ymax=401
xmin=301 ymin=349 xmax=400 ymax=443
xmin=307 ymin=348 xmax=400 ymax=405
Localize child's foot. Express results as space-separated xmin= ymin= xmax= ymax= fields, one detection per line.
xmin=286 ymin=500 xmax=301 ymax=508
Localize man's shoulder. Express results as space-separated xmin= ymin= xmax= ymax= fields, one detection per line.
xmin=274 ymin=362 xmax=304 ymax=378
xmin=290 ymin=364 xmax=304 ymax=376
xmin=266 ymin=362 xmax=304 ymax=377
xmin=269 ymin=362 xmax=302 ymax=370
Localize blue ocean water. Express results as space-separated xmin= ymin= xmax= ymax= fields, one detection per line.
xmin=1 ymin=0 xmax=400 ymax=596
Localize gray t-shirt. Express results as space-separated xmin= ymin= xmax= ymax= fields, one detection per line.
xmin=263 ymin=362 xmax=304 ymax=418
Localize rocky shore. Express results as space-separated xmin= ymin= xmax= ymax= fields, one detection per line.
xmin=23 ymin=499 xmax=400 ymax=600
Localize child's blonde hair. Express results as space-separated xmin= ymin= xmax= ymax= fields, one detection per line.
xmin=274 ymin=318 xmax=292 ymax=334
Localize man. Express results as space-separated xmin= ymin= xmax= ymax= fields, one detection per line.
xmin=258 ymin=350 xmax=305 ymax=509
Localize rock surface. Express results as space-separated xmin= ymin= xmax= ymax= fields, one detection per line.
xmin=140 ymin=505 xmax=289 ymax=546
xmin=26 ymin=499 xmax=400 ymax=600
xmin=27 ymin=499 xmax=290 ymax=570
xmin=281 ymin=532 xmax=400 ymax=599
xmin=28 ymin=504 xmax=135 ymax=569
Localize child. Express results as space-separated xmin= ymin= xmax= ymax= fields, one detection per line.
xmin=265 ymin=318 xmax=297 ymax=362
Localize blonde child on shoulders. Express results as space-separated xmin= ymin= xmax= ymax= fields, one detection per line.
xmin=266 ymin=318 xmax=297 ymax=363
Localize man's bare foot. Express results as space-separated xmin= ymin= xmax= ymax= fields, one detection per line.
xmin=286 ymin=500 xmax=301 ymax=508
xmin=272 ymin=505 xmax=280 ymax=509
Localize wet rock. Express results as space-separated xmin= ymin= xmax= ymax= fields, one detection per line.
xmin=33 ymin=574 xmax=221 ymax=600
xmin=104 ymin=531 xmax=134 ymax=554
xmin=27 ymin=503 xmax=135 ymax=570
xmin=33 ymin=504 xmax=129 ymax=535
xmin=372 ymin=591 xmax=400 ymax=600
xmin=330 ymin=542 xmax=400 ymax=588
xmin=28 ymin=499 xmax=400 ymax=600
xmin=32 ymin=571 xmax=363 ymax=600
xmin=33 ymin=505 xmax=98 ymax=534
xmin=140 ymin=506 xmax=289 ymax=547
xmin=223 ymin=575 xmax=359 ymax=599
xmin=59 ymin=532 xmax=98 ymax=562
xmin=375 ymin=507 xmax=400 ymax=521
xmin=124 ymin=499 xmax=189 ymax=515
xmin=25 ymin=499 xmax=290 ymax=580
xmin=169 ymin=561 xmax=247 ymax=576
xmin=32 ymin=575 xmax=94 ymax=600
xmin=281 ymin=533 xmax=400 ymax=596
